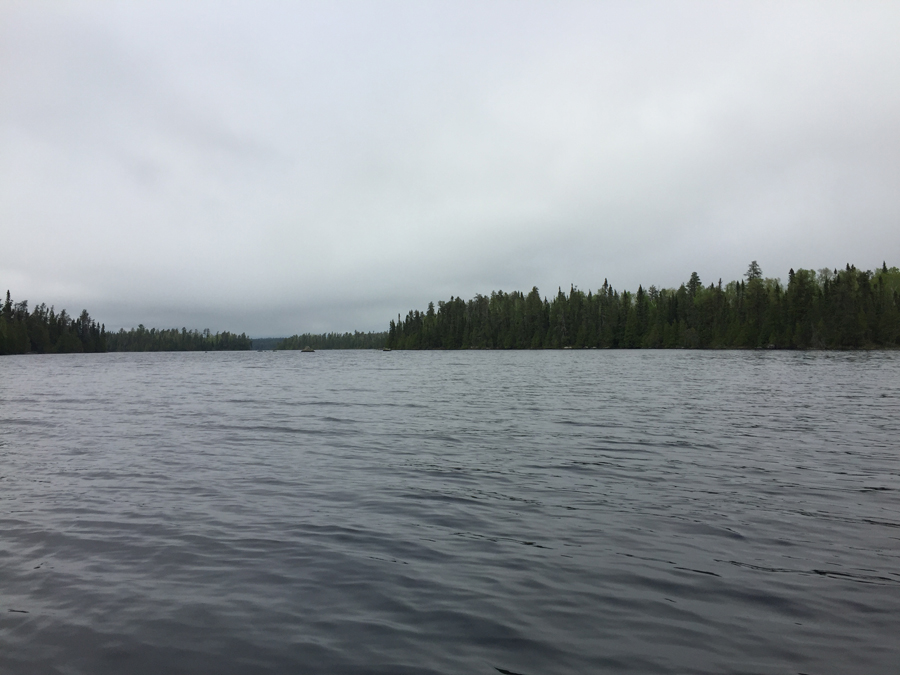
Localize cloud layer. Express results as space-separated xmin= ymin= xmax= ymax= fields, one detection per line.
xmin=2 ymin=1 xmax=899 ymax=335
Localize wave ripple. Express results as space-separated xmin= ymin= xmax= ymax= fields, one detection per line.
xmin=1 ymin=350 xmax=899 ymax=674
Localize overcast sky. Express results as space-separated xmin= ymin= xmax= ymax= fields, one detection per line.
xmin=2 ymin=1 xmax=899 ymax=336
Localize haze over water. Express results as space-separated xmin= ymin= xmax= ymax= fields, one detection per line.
xmin=1 ymin=351 xmax=898 ymax=674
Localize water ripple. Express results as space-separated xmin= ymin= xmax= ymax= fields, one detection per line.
xmin=1 ymin=350 xmax=899 ymax=674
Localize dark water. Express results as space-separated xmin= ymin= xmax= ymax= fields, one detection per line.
xmin=1 ymin=351 xmax=898 ymax=674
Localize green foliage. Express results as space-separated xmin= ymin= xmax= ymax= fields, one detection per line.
xmin=277 ymin=331 xmax=388 ymax=350
xmin=0 ymin=289 xmax=251 ymax=354
xmin=385 ymin=263 xmax=900 ymax=350
xmin=106 ymin=326 xmax=252 ymax=351
xmin=6 ymin=261 xmax=898 ymax=356
xmin=0 ymin=291 xmax=106 ymax=355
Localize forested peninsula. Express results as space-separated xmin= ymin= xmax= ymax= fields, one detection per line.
xmin=385 ymin=263 xmax=900 ymax=350
xmin=0 ymin=292 xmax=251 ymax=355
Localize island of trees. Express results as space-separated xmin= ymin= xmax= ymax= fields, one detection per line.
xmin=384 ymin=262 xmax=900 ymax=350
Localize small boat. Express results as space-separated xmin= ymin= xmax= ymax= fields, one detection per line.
xmin=382 ymin=347 xmax=391 ymax=351
xmin=301 ymin=346 xmax=315 ymax=353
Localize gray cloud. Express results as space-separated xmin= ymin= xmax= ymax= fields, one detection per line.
xmin=2 ymin=1 xmax=899 ymax=336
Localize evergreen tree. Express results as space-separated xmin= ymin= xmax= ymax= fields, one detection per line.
xmin=383 ymin=262 xmax=900 ymax=351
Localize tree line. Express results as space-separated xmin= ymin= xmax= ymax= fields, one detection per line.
xmin=386 ymin=262 xmax=900 ymax=350
xmin=106 ymin=326 xmax=252 ymax=351
xmin=6 ymin=261 xmax=899 ymax=355
xmin=277 ymin=331 xmax=388 ymax=350
xmin=0 ymin=290 xmax=251 ymax=354
xmin=0 ymin=292 xmax=106 ymax=354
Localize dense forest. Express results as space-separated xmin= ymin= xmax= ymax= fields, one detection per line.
xmin=5 ymin=261 xmax=899 ymax=355
xmin=0 ymin=292 xmax=106 ymax=354
xmin=386 ymin=262 xmax=900 ymax=350
xmin=0 ymin=291 xmax=251 ymax=354
xmin=277 ymin=331 xmax=388 ymax=350
xmin=106 ymin=326 xmax=252 ymax=351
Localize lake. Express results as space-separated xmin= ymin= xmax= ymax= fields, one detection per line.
xmin=1 ymin=350 xmax=898 ymax=674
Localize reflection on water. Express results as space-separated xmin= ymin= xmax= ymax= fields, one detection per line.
xmin=1 ymin=350 xmax=898 ymax=674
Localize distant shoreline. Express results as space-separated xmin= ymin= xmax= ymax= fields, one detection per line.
xmin=4 ymin=261 xmax=898 ymax=355
xmin=3 ymin=344 xmax=899 ymax=356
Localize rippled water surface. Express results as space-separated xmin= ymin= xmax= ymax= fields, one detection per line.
xmin=1 ymin=350 xmax=899 ymax=674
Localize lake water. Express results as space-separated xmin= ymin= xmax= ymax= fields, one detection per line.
xmin=1 ymin=350 xmax=898 ymax=674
